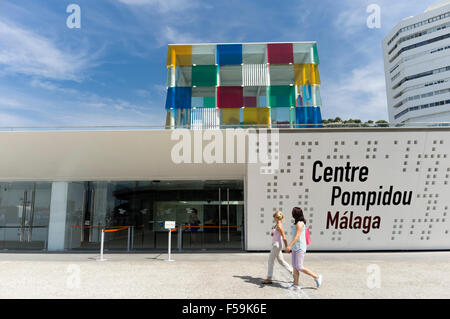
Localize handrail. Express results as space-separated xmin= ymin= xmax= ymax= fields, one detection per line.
xmin=170 ymin=225 xmax=241 ymax=232
xmin=71 ymin=225 xmax=144 ymax=229
xmin=104 ymin=226 xmax=129 ymax=233
xmin=0 ymin=122 xmax=449 ymax=131
xmin=0 ymin=225 xmax=48 ymax=228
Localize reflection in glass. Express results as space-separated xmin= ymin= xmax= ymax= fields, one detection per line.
xmin=65 ymin=180 xmax=244 ymax=251
xmin=0 ymin=182 xmax=51 ymax=250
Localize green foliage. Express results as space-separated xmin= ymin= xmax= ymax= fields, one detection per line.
xmin=322 ymin=118 xmax=389 ymax=126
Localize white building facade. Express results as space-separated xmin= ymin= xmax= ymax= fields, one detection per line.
xmin=382 ymin=1 xmax=450 ymax=124
xmin=0 ymin=127 xmax=449 ymax=252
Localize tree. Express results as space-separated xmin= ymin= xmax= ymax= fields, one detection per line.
xmin=375 ymin=120 xmax=389 ymax=127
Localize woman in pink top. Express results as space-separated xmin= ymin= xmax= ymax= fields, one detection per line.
xmin=262 ymin=210 xmax=293 ymax=284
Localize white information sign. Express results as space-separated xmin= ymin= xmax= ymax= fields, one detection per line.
xmin=165 ymin=221 xmax=176 ymax=229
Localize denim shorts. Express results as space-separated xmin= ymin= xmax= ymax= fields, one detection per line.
xmin=291 ymin=249 xmax=305 ymax=271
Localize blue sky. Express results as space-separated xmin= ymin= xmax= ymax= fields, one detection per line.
xmin=0 ymin=0 xmax=439 ymax=126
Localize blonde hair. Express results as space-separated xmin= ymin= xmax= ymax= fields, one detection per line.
xmin=273 ymin=210 xmax=284 ymax=221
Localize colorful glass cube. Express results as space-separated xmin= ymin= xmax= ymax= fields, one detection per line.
xmin=165 ymin=42 xmax=322 ymax=128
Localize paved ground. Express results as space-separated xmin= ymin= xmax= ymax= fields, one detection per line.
xmin=0 ymin=251 xmax=449 ymax=299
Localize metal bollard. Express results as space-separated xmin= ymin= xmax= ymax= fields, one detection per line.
xmin=127 ymin=227 xmax=131 ymax=252
xmin=166 ymin=229 xmax=174 ymax=262
xmin=177 ymin=226 xmax=182 ymax=252
xmin=98 ymin=228 xmax=106 ymax=261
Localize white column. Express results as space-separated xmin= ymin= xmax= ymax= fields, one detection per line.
xmin=92 ymin=183 xmax=108 ymax=243
xmin=47 ymin=182 xmax=69 ymax=251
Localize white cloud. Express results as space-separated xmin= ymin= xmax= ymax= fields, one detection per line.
xmin=0 ymin=112 xmax=38 ymax=126
xmin=0 ymin=97 xmax=23 ymax=108
xmin=154 ymin=25 xmax=212 ymax=47
xmin=29 ymin=78 xmax=80 ymax=95
xmin=117 ymin=0 xmax=200 ymax=12
xmin=0 ymin=20 xmax=97 ymax=81
xmin=321 ymin=60 xmax=388 ymax=121
xmin=0 ymin=78 xmax=166 ymax=127
xmin=135 ymin=84 xmax=166 ymax=98
xmin=333 ymin=0 xmax=436 ymax=35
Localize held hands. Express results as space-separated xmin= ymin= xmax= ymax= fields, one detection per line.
xmin=285 ymin=246 xmax=291 ymax=254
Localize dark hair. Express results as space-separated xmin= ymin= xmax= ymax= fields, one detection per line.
xmin=292 ymin=207 xmax=306 ymax=225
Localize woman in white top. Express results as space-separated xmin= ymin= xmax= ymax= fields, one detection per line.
xmin=262 ymin=210 xmax=293 ymax=284
xmin=285 ymin=207 xmax=322 ymax=290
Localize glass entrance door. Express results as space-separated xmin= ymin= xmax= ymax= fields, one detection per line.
xmin=0 ymin=182 xmax=51 ymax=250
xmin=65 ymin=180 xmax=244 ymax=251
xmin=183 ymin=184 xmax=244 ymax=250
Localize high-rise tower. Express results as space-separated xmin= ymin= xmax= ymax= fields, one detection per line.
xmin=382 ymin=0 xmax=450 ymax=124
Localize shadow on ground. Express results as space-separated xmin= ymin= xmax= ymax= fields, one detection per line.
xmin=233 ymin=275 xmax=291 ymax=289
xmin=145 ymin=254 xmax=164 ymax=261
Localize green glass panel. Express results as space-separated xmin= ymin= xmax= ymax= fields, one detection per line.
xmin=312 ymin=44 xmax=320 ymax=64
xmin=203 ymin=96 xmax=216 ymax=108
xmin=192 ymin=65 xmax=217 ymax=87
xmin=268 ymin=86 xmax=295 ymax=107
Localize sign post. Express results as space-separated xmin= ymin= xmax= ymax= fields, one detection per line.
xmin=165 ymin=221 xmax=176 ymax=262
xmin=97 ymin=228 xmax=106 ymax=261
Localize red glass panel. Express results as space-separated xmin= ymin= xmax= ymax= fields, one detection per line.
xmin=267 ymin=43 xmax=293 ymax=64
xmin=217 ymin=86 xmax=243 ymax=108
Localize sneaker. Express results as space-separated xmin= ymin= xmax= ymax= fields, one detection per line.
xmin=262 ymin=279 xmax=273 ymax=284
xmin=287 ymin=284 xmax=301 ymax=291
xmin=314 ymin=274 xmax=322 ymax=288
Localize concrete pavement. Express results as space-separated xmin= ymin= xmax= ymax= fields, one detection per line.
xmin=0 ymin=251 xmax=449 ymax=298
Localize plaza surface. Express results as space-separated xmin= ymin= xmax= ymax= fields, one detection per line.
xmin=0 ymin=251 xmax=449 ymax=299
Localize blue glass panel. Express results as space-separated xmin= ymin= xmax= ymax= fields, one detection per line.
xmin=165 ymin=87 xmax=175 ymax=110
xmin=306 ymin=107 xmax=315 ymax=125
xmin=217 ymin=44 xmax=242 ymax=65
xmin=295 ymin=106 xmax=308 ymax=128
xmin=311 ymin=106 xmax=323 ymax=127
xmin=192 ymin=97 xmax=203 ymax=108
xmin=295 ymin=106 xmax=323 ymax=128
xmin=259 ymin=95 xmax=267 ymax=107
xmin=165 ymin=87 xmax=192 ymax=109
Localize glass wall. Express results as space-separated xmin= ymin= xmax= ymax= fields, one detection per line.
xmin=65 ymin=180 xmax=244 ymax=251
xmin=0 ymin=182 xmax=51 ymax=250
xmin=0 ymin=180 xmax=244 ymax=251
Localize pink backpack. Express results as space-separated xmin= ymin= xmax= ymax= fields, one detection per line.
xmin=305 ymin=227 xmax=311 ymax=245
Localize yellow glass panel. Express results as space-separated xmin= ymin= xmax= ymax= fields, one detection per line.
xmin=167 ymin=45 xmax=192 ymax=67
xmin=294 ymin=64 xmax=320 ymax=85
xmin=243 ymin=107 xmax=270 ymax=126
xmin=222 ymin=108 xmax=241 ymax=125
